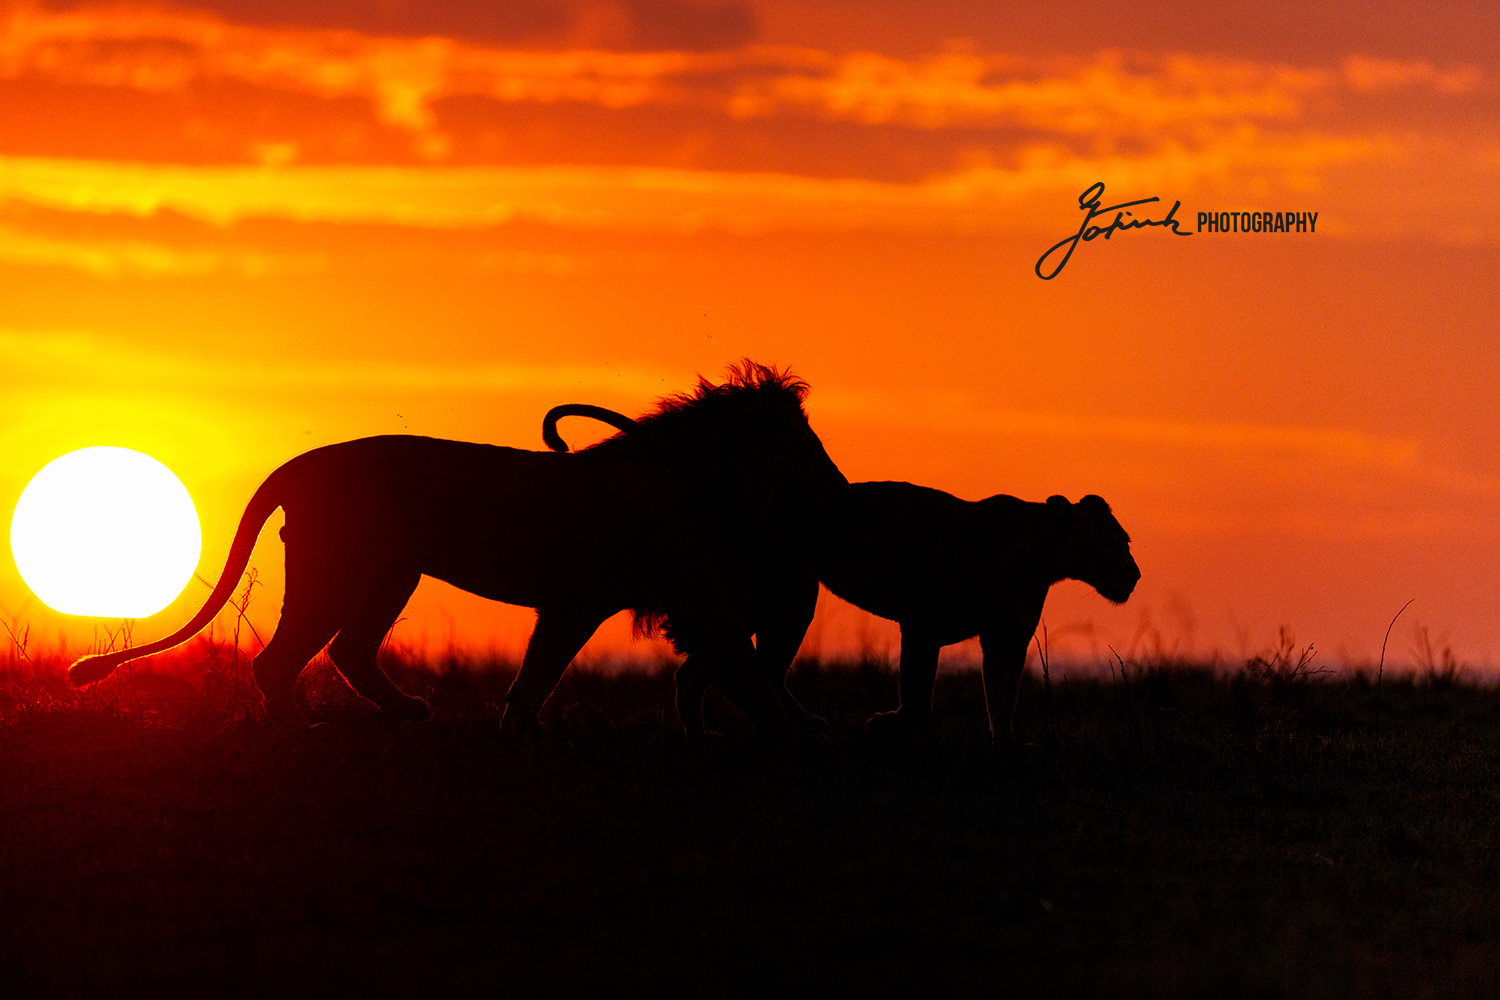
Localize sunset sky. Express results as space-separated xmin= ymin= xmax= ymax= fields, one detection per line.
xmin=2 ymin=0 xmax=1498 ymax=670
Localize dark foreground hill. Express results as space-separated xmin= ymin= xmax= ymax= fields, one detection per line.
xmin=2 ymin=656 xmax=1498 ymax=998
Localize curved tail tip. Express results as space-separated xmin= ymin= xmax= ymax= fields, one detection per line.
xmin=68 ymin=655 xmax=119 ymax=687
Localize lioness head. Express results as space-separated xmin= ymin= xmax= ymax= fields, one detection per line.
xmin=1046 ymin=494 xmax=1140 ymax=603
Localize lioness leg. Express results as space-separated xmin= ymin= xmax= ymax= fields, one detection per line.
xmin=979 ymin=589 xmax=1048 ymax=744
xmin=500 ymin=608 xmax=607 ymax=741
xmin=326 ymin=566 xmax=429 ymax=722
xmin=866 ymin=626 xmax=940 ymax=741
xmin=978 ymin=633 xmax=1027 ymax=745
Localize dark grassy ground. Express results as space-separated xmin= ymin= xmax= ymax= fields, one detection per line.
xmin=3 ymin=650 xmax=1499 ymax=998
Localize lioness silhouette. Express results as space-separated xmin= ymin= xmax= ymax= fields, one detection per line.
xmin=546 ymin=407 xmax=1140 ymax=742
xmin=71 ymin=363 xmax=848 ymax=739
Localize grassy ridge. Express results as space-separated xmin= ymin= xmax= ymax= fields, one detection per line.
xmin=2 ymin=655 xmax=1499 ymax=997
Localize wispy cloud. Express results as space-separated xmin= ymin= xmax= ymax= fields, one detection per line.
xmin=1341 ymin=56 xmax=1483 ymax=94
xmin=0 ymin=4 xmax=734 ymax=155
xmin=0 ymin=329 xmax=678 ymax=397
xmin=814 ymin=385 xmax=1500 ymax=511
xmin=0 ymin=6 xmax=1486 ymax=151
xmin=0 ymin=328 xmax=1469 ymax=490
xmin=0 ymin=134 xmax=1400 ymax=236
xmin=0 ymin=6 xmax=1493 ymax=240
xmin=815 ymin=385 xmax=1423 ymax=472
xmin=0 ymin=223 xmax=324 ymax=277
xmin=729 ymin=50 xmax=1335 ymax=133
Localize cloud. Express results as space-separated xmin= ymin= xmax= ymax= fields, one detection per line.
xmin=1 ymin=7 xmax=1492 ymax=240
xmin=4 ymin=330 xmax=1496 ymax=553
xmin=0 ymin=222 xmax=325 ymax=276
xmin=814 ymin=385 xmax=1423 ymax=472
xmin=0 ymin=328 xmax=1464 ymax=489
xmin=179 ymin=0 xmax=573 ymax=45
xmin=814 ymin=386 xmax=1500 ymax=510
xmin=0 ymin=4 xmax=741 ymax=144
xmin=0 ymin=329 xmax=678 ymax=396
xmin=1341 ymin=56 xmax=1483 ymax=95
xmin=616 ymin=0 xmax=756 ymax=51
xmin=0 ymin=6 xmax=1485 ymax=150
xmin=181 ymin=0 xmax=757 ymax=50
xmin=0 ymin=134 xmax=1399 ymax=236
xmin=729 ymin=50 xmax=1333 ymax=133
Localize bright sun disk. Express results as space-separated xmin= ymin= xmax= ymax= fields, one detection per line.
xmin=10 ymin=447 xmax=201 ymax=618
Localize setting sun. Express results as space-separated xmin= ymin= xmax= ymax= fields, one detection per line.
xmin=9 ymin=447 xmax=201 ymax=618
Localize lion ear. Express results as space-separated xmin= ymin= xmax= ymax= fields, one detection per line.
xmin=1045 ymin=494 xmax=1074 ymax=525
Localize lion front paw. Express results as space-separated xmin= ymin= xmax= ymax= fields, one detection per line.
xmin=865 ymin=710 xmax=918 ymax=743
xmin=792 ymin=711 xmax=832 ymax=736
xmin=395 ymin=695 xmax=432 ymax=723
xmin=262 ymin=695 xmax=311 ymax=734
xmin=497 ymin=707 xmax=536 ymax=748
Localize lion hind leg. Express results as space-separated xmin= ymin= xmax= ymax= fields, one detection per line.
xmin=678 ymin=633 xmax=796 ymax=738
xmin=675 ymin=657 xmax=714 ymax=738
xmin=254 ymin=536 xmax=391 ymax=732
xmin=252 ymin=612 xmax=343 ymax=733
xmin=679 ymin=592 xmax=825 ymax=738
xmin=327 ymin=566 xmax=428 ymax=723
xmin=500 ymin=608 xmax=607 ymax=742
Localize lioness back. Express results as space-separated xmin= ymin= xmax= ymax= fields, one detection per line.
xmin=817 ymin=482 xmax=970 ymax=623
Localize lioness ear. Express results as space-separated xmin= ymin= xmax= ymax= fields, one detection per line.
xmin=1079 ymin=494 xmax=1111 ymax=513
xmin=1046 ymin=494 xmax=1074 ymax=525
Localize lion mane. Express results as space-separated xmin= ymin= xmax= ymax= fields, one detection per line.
xmin=71 ymin=361 xmax=847 ymax=737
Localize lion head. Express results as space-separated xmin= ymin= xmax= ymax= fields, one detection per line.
xmin=572 ymin=360 xmax=847 ymax=638
xmin=571 ymin=360 xmax=847 ymax=542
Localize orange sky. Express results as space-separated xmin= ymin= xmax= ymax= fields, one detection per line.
xmin=2 ymin=0 xmax=1498 ymax=670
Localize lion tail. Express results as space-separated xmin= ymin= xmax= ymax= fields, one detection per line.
xmin=541 ymin=404 xmax=637 ymax=452
xmin=68 ymin=472 xmax=286 ymax=687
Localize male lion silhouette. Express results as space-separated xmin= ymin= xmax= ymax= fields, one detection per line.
xmin=546 ymin=409 xmax=1139 ymax=742
xmin=71 ymin=362 xmax=848 ymax=738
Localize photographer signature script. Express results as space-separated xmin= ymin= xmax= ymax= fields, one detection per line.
xmin=1035 ymin=182 xmax=1192 ymax=280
